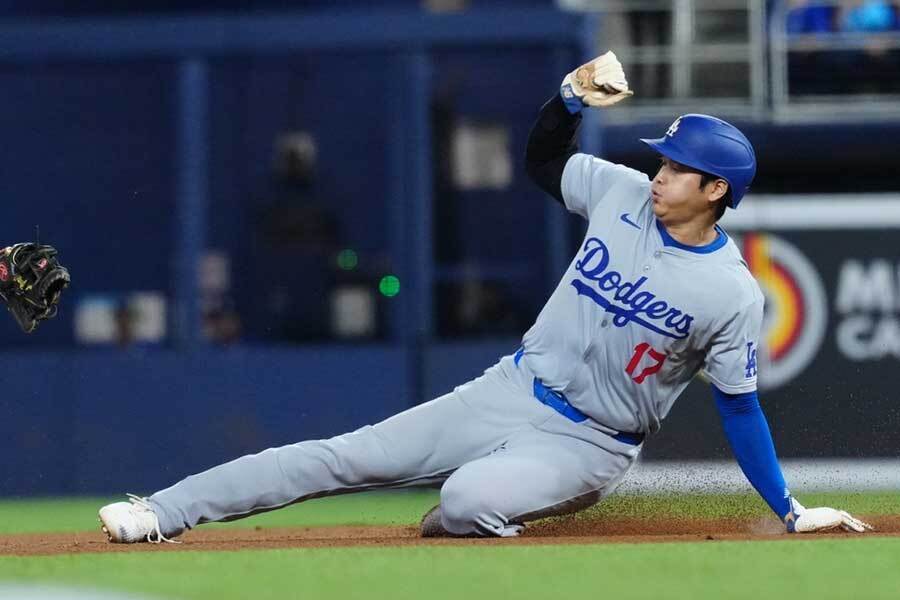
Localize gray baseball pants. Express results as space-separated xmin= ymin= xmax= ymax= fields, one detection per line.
xmin=148 ymin=354 xmax=640 ymax=538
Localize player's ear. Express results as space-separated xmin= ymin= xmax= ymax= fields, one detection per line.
xmin=706 ymin=179 xmax=729 ymax=204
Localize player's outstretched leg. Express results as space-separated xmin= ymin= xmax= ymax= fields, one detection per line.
xmin=99 ymin=357 xmax=557 ymax=543
xmin=99 ymin=411 xmax=464 ymax=543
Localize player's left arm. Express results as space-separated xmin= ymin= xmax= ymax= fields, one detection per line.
xmin=706 ymin=294 xmax=872 ymax=533
xmin=713 ymin=387 xmax=872 ymax=533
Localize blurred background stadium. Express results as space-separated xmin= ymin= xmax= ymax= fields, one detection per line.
xmin=1 ymin=0 xmax=898 ymax=497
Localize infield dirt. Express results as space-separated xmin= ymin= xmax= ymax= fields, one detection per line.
xmin=3 ymin=515 xmax=898 ymax=557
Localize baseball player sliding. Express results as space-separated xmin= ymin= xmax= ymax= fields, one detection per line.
xmin=99 ymin=52 xmax=871 ymax=543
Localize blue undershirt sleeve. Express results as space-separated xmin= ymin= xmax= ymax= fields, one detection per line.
xmin=712 ymin=384 xmax=792 ymax=520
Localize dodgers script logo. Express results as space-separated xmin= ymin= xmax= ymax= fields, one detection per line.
xmin=572 ymin=237 xmax=694 ymax=339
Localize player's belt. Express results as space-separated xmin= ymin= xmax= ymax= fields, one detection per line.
xmin=532 ymin=377 xmax=589 ymax=423
xmin=515 ymin=347 xmax=645 ymax=446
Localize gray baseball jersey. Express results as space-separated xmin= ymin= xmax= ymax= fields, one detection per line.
xmin=521 ymin=153 xmax=764 ymax=435
xmin=142 ymin=154 xmax=763 ymax=540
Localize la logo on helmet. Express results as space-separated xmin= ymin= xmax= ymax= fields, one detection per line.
xmin=666 ymin=117 xmax=681 ymax=138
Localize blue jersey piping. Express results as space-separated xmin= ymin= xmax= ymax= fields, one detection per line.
xmin=655 ymin=219 xmax=728 ymax=254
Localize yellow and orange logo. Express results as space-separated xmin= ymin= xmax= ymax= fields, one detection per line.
xmin=741 ymin=233 xmax=827 ymax=389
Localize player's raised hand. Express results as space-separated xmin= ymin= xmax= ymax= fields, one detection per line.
xmin=560 ymin=51 xmax=633 ymax=113
xmin=785 ymin=497 xmax=874 ymax=533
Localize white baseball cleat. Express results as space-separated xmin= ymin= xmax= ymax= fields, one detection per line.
xmin=98 ymin=494 xmax=179 ymax=544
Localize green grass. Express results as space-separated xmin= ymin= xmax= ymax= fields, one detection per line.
xmin=2 ymin=539 xmax=900 ymax=600
xmin=1 ymin=491 xmax=898 ymax=600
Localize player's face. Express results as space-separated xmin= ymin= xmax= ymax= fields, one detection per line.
xmin=651 ymin=157 xmax=725 ymax=225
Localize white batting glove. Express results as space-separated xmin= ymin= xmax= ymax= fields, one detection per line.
xmin=785 ymin=497 xmax=874 ymax=533
xmin=560 ymin=51 xmax=633 ymax=114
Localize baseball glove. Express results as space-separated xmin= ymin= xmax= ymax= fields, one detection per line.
xmin=560 ymin=51 xmax=633 ymax=113
xmin=0 ymin=243 xmax=70 ymax=333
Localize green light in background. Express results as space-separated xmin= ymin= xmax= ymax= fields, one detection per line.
xmin=379 ymin=275 xmax=400 ymax=297
xmin=337 ymin=249 xmax=359 ymax=270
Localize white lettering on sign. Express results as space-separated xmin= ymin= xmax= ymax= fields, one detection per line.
xmin=835 ymin=260 xmax=896 ymax=312
xmin=836 ymin=315 xmax=900 ymax=361
xmin=835 ymin=259 xmax=900 ymax=360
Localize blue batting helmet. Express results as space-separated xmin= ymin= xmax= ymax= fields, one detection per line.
xmin=640 ymin=114 xmax=756 ymax=209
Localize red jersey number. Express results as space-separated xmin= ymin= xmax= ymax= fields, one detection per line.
xmin=625 ymin=342 xmax=667 ymax=384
